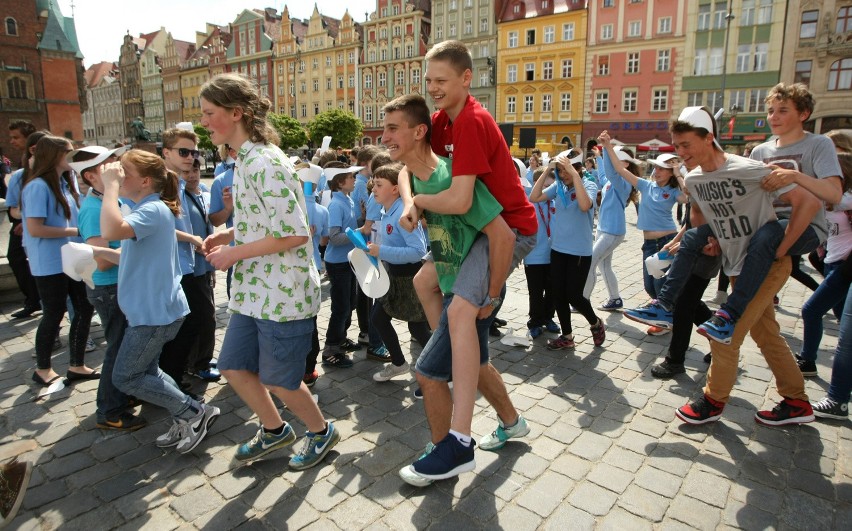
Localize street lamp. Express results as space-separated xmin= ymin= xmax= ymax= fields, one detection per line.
xmin=717 ymin=8 xmax=736 ymax=135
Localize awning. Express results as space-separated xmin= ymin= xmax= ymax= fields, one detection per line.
xmin=636 ymin=138 xmax=676 ymax=152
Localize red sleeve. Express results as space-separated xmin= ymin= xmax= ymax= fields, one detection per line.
xmin=450 ymin=114 xmax=492 ymax=178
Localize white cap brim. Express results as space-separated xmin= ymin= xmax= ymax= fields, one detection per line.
xmin=67 ymin=145 xmax=129 ymax=174
xmin=678 ymin=107 xmax=724 ymax=151
xmin=324 ymin=166 xmax=364 ymax=179
xmin=295 ymin=163 xmax=323 ymax=185
xmin=613 ymin=146 xmax=639 ymax=165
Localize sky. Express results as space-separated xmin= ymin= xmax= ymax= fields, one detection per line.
xmin=57 ymin=0 xmax=380 ymax=67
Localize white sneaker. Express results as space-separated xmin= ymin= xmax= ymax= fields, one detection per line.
xmin=704 ymin=290 xmax=728 ymax=305
xmin=373 ymin=362 xmax=410 ymax=382
xmin=155 ymin=420 xmax=181 ymax=448
xmin=85 ymin=338 xmax=97 ymax=352
xmin=175 ymin=404 xmax=221 ymax=454
xmin=357 ymin=332 xmax=370 ymax=345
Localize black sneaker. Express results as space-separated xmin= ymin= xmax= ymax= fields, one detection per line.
xmin=651 ymin=360 xmax=685 ymax=379
xmin=339 ymin=338 xmax=361 ymax=352
xmin=96 ymin=413 xmax=147 ymax=431
xmin=703 ymin=353 xmax=712 ymax=364
xmin=795 ymin=356 xmax=817 ymax=377
xmin=322 ymin=352 xmax=353 ymax=368
xmin=812 ymin=396 xmax=849 ymax=420
xmin=489 ymin=323 xmax=502 ymax=337
xmin=676 ymin=394 xmax=725 ymax=425
xmin=493 ymin=317 xmax=507 ymax=327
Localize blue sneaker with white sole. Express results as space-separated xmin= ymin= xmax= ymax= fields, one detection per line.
xmin=697 ymin=310 xmax=735 ymax=345
xmin=288 ymin=422 xmax=340 ymax=470
xmin=623 ymin=301 xmax=673 ymax=329
xmin=412 ymin=434 xmax=475 ymax=480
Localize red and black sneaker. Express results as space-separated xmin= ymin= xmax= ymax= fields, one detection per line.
xmin=755 ymin=398 xmax=814 ymax=426
xmin=591 ymin=319 xmax=606 ymax=347
xmin=303 ymin=370 xmax=319 ymax=388
xmin=676 ymin=394 xmax=725 ymax=425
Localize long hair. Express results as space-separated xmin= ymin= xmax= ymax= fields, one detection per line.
xmin=200 ymin=73 xmax=279 ymax=146
xmin=121 ymin=149 xmax=181 ymax=217
xmin=838 ymin=152 xmax=852 ymax=194
xmin=26 ymin=135 xmax=78 ymax=220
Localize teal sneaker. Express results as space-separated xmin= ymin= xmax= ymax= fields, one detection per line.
xmin=399 ymin=442 xmax=436 ymax=487
xmin=479 ymin=416 xmax=530 ymax=451
xmin=235 ymin=424 xmax=296 ymax=462
xmin=288 ymin=422 xmax=340 ymax=470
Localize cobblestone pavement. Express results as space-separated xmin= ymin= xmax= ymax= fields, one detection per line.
xmin=1 ymin=209 xmax=851 ymax=530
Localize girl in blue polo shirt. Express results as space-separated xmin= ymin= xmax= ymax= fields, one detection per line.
xmin=367 ymin=163 xmax=430 ymax=382
xmin=99 ymin=149 xmax=218 ymax=454
xmin=599 ymin=132 xmax=687 ymax=304
xmin=523 ymin=167 xmax=559 ymax=338
xmin=21 ymin=135 xmax=97 ymax=387
xmin=529 ymin=156 xmax=606 ymax=350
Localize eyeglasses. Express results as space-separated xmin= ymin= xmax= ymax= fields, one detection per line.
xmin=177 ymin=148 xmax=200 ymax=159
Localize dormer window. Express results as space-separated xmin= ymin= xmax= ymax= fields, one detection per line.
xmin=6 ymin=17 xmax=17 ymax=36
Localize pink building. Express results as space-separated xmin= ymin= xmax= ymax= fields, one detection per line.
xmin=582 ymin=0 xmax=688 ymax=152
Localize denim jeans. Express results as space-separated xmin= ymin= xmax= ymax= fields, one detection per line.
xmin=325 ymin=261 xmax=357 ymax=346
xmin=160 ymin=273 xmax=216 ymax=383
xmin=112 ymin=318 xmax=196 ymax=420
xmin=584 ymin=231 xmax=625 ymax=300
xmin=87 ymin=284 xmax=130 ymax=423
xmin=641 ymin=234 xmax=676 ymax=299
xmin=799 ymin=261 xmax=851 ymax=362
xmin=33 ymin=274 xmax=93 ymax=370
xmin=828 ymin=283 xmax=852 ymax=403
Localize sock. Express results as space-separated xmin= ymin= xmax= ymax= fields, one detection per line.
xmin=449 ymin=429 xmax=472 ymax=447
xmin=264 ymin=423 xmax=285 ymax=436
xmin=316 ymin=422 xmax=329 ymax=436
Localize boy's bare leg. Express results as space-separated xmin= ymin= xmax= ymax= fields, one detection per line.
xmin=414 ymin=261 xmax=442 ymax=330
xmin=447 ymin=295 xmax=481 ymax=437
xmin=416 ymin=372 xmax=453 ymax=444
xmin=223 ymin=370 xmax=325 ymax=432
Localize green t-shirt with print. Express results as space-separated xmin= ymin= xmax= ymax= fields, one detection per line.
xmin=411 ymin=156 xmax=503 ymax=293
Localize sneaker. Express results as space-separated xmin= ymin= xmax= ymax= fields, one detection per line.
xmin=175 ymin=403 xmax=221 ymax=454
xmin=357 ymin=332 xmax=370 ymax=346
xmin=10 ymin=305 xmax=40 ymax=319
xmin=479 ymin=416 xmax=530 ymax=451
xmin=288 ymin=422 xmax=341 ymax=470
xmin=591 ymin=319 xmax=606 ymax=346
xmin=676 ymin=394 xmax=725 ymax=425
xmin=651 ymin=360 xmax=685 ymax=379
xmin=374 ymin=362 xmax=410 ymax=382
xmin=339 ymin=338 xmax=362 ymax=352
xmin=698 ymin=310 xmax=735 ymax=345
xmin=569 ymin=305 xmax=578 ymax=313
xmin=303 ymin=370 xmax=319 ymax=388
xmin=623 ymin=301 xmax=673 ymax=329
xmin=156 ymin=420 xmax=182 ymax=448
xmin=0 ymin=458 xmax=32 ymax=528
xmin=192 ymin=367 xmax=222 ymax=381
xmin=235 ymin=424 xmax=296 ymax=462
xmin=399 ymin=442 xmax=436 ymax=487
xmin=322 ymin=352 xmax=353 ymax=368
xmin=96 ymin=413 xmax=147 ymax=431
xmin=544 ymin=319 xmax=561 ymax=333
xmin=647 ymin=325 xmax=670 ymax=336
xmin=85 ymin=337 xmax=97 ymax=353
xmin=812 ymin=396 xmax=849 ymax=420
xmin=755 ymin=398 xmax=814 ymax=426
xmin=412 ymin=433 xmax=476 ymax=480
xmin=489 ymin=323 xmax=502 ymax=337
xmin=493 ymin=317 xmax=508 ymax=327
xmin=599 ymin=298 xmax=623 ymax=311
xmin=366 ymin=345 xmax=392 ymax=362
xmin=795 ymin=356 xmax=818 ymax=377
xmin=413 ymin=387 xmax=424 ymax=400
xmin=773 ymin=295 xmax=780 ymax=306
xmin=547 ymin=334 xmax=575 ymax=350
xmin=703 ymin=352 xmax=712 ymax=364
xmin=528 ymin=326 xmax=543 ymax=339
xmin=704 ymin=290 xmax=728 ymax=306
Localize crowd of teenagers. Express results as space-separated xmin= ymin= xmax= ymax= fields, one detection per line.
xmin=2 ymin=41 xmax=852 ymax=516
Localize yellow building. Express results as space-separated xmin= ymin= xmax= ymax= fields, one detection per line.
xmin=496 ymin=2 xmax=587 ymax=153
xmin=179 ymin=53 xmax=209 ymax=126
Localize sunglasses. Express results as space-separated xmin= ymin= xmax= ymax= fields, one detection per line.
xmin=176 ymin=148 xmax=200 ymax=159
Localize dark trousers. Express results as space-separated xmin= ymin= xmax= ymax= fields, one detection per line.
xmin=305 ymin=317 xmax=320 ymax=375
xmin=666 ymin=274 xmax=714 ymax=365
xmin=791 ymin=256 xmax=820 ymax=292
xmin=7 ymin=228 xmax=40 ymax=309
xmin=160 ymin=273 xmax=216 ymax=383
xmin=371 ymin=301 xmax=431 ymax=366
xmin=550 ymin=250 xmax=598 ymax=336
xmin=87 ymin=284 xmax=130 ymax=422
xmin=325 ymin=261 xmax=357 ymax=346
xmin=188 ymin=272 xmax=217 ymax=372
xmin=525 ymin=263 xmax=555 ymax=327
xmin=34 ymin=274 xmax=93 ymax=370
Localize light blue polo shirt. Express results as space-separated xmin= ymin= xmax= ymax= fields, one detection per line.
xmin=352 ymin=173 xmax=369 ymax=224
xmin=376 ymin=197 xmax=427 ymax=265
xmin=118 ymin=193 xmax=189 ymax=327
xmin=185 ymin=186 xmax=215 ymax=276
xmin=209 ymin=167 xmax=234 ymax=229
xmin=325 ymin=191 xmax=357 ymax=264
xmin=306 ymin=200 xmax=329 ymax=271
xmin=21 ymin=177 xmax=80 ymax=276
xmin=596 ymin=154 xmax=632 ymax=236
xmin=175 ymin=178 xmax=195 ymax=275
xmin=5 ymin=169 xmax=23 ymax=209
xmin=366 ymin=193 xmax=382 ymax=224
xmin=544 ymin=177 xmax=598 ymax=257
xmin=635 ymin=178 xmax=681 ymax=232
xmin=77 ymin=192 xmax=120 ymax=286
xmin=524 ymin=182 xmax=553 ymax=266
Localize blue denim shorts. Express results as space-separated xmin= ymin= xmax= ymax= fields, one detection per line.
xmin=414 ymin=294 xmax=493 ymax=381
xmin=218 ymin=313 xmax=313 ymax=390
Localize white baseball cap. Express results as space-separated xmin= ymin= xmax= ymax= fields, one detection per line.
xmin=677 ymin=107 xmax=724 ymax=151
xmin=647 ymin=153 xmax=679 ymax=168
xmin=613 ymin=146 xmax=639 ymax=165
xmin=66 ymin=145 xmax=129 ymax=175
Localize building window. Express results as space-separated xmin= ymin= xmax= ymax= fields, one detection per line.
xmin=365 ymin=106 xmax=373 ymax=122
xmin=349 ymin=51 xmax=355 ymax=63
xmin=714 ymin=2 xmax=729 ymax=29
xmin=464 ymin=20 xmax=472 ymax=34
xmin=542 ymin=94 xmax=552 ymax=113
xmin=698 ymin=4 xmax=711 ymax=30
xmin=757 ymin=0 xmax=773 ymax=24
xmin=378 ymin=71 xmax=387 ymax=87
xmin=562 ymin=59 xmax=573 ymax=78
xmin=753 ymin=43 xmax=768 ymax=71
xmin=594 ymin=91 xmax=609 ymax=113
xmin=839 ymin=7 xmax=852 ymax=33
xmin=513 ymin=4 xmax=520 ymax=13
xmin=396 ymin=70 xmax=405 ymax=85
xmin=800 ymin=10 xmax=819 ymax=39
xmin=525 ymin=62 xmax=535 ymax=81
xmin=480 ymin=70 xmax=489 ymax=87
xmin=365 ymin=73 xmax=373 ymax=88
xmin=508 ymin=31 xmax=518 ymax=48
xmin=795 ymin=60 xmax=812 ymax=85
xmin=449 ymin=24 xmax=456 ymax=37
xmin=313 ymin=79 xmax=319 ymax=91
xmin=628 ymin=21 xmax=641 ymax=37
xmin=349 ymin=75 xmax=355 ymax=87
xmin=735 ymin=44 xmax=750 ymax=73
xmin=829 ymin=58 xmax=852 ymax=90
xmin=597 ymin=55 xmax=610 ymax=76
xmin=507 ymin=96 xmax=516 ymax=114
xmin=709 ymin=47 xmax=724 ymax=75
xmin=326 ymin=78 xmax=332 ymax=90
xmin=5 ymin=17 xmax=17 ymax=36
xmin=406 ymin=45 xmax=413 ymax=57
xmin=7 ymin=77 xmax=25 ymax=99
xmin=657 ymin=49 xmax=670 ymax=71
xmin=526 ymin=29 xmax=536 ymax=45
xmin=730 ymin=89 xmax=747 ymax=111
xmin=524 ymin=95 xmax=534 ymax=113
xmin=480 ymin=18 xmax=488 ymax=32
xmin=603 ymin=0 xmax=614 ymax=7
xmin=563 ymin=23 xmax=575 ymax=41
xmin=652 ymin=88 xmax=668 ymax=111
xmin=694 ymin=49 xmax=707 ymax=75
xmin=544 ymin=26 xmax=555 ymax=43
xmin=627 ymin=52 xmax=640 ymax=74
xmin=542 ymin=61 xmax=553 ymax=80
xmin=658 ymin=17 xmax=671 ymax=34
xmin=436 ymin=26 xmax=443 ymax=40
xmin=749 ymin=88 xmax=768 ymax=112
xmin=412 ymin=69 xmax=421 ymax=84
xmin=601 ymin=24 xmax=613 ymax=40
xmin=560 ymin=93 xmax=571 ymax=112
xmin=740 ymin=0 xmax=755 ymax=26
xmin=312 ymin=58 xmax=319 ymax=70
xmin=301 ymin=104 xmax=307 ymax=118
xmin=326 ymin=56 xmax=332 ymax=67
xmin=623 ymin=90 xmax=637 ymax=113
xmin=338 ymin=76 xmax=344 ymax=89
xmin=507 ymin=64 xmax=517 ymax=83
xmin=381 ymin=49 xmax=388 ymax=61
xmin=687 ymin=92 xmax=703 ymax=107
